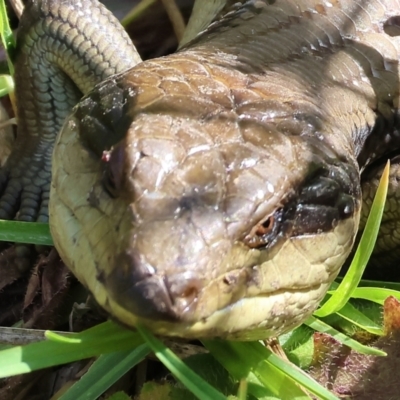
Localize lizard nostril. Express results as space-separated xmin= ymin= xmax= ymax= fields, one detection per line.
xmin=165 ymin=272 xmax=202 ymax=313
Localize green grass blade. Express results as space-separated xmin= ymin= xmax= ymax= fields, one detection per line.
xmin=0 ymin=322 xmax=144 ymax=378
xmin=0 ymin=74 xmax=14 ymax=96
xmin=351 ymin=287 xmax=400 ymax=304
xmin=183 ymin=353 xmax=237 ymax=396
xmin=204 ymin=339 xmax=308 ymax=399
xmin=203 ymin=340 xmax=338 ymax=400
xmin=121 ymin=0 xmax=157 ymax=27
xmin=305 ymin=316 xmax=386 ymax=356
xmin=0 ymin=0 xmax=15 ymax=75
xmin=335 ymin=302 xmax=383 ymax=336
xmin=236 ymin=379 xmax=248 ymax=400
xmin=0 ymin=220 xmax=53 ymax=245
xmin=356 ymin=279 xmax=400 ymax=291
xmin=262 ymin=348 xmax=336 ymax=400
xmin=136 ymin=325 xmax=228 ymax=400
xmin=59 ymin=345 xmax=151 ymax=400
xmin=314 ymin=161 xmax=389 ymax=317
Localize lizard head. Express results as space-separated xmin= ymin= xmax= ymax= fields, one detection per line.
xmin=50 ymin=57 xmax=360 ymax=339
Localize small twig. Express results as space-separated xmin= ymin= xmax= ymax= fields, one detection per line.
xmin=265 ymin=337 xmax=290 ymax=361
xmin=160 ymin=0 xmax=186 ymax=42
xmin=120 ymin=0 xmax=157 ymax=27
xmin=8 ymin=0 xmax=24 ymax=19
xmin=0 ymin=117 xmax=16 ymax=129
xmin=0 ymin=326 xmax=72 ymax=345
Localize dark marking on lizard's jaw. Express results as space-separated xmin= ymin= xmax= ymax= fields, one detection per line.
xmin=357 ymin=113 xmax=400 ymax=169
xmin=243 ymin=160 xmax=359 ymax=250
xmin=75 ymin=77 xmax=137 ymax=157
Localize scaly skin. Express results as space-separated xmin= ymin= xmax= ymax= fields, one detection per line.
xmin=8 ymin=0 xmax=400 ymax=339
xmin=0 ymin=0 xmax=141 ymax=222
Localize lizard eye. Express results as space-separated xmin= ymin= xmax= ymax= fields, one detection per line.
xmin=243 ymin=209 xmax=283 ymax=249
xmin=254 ymin=215 xmax=274 ymax=236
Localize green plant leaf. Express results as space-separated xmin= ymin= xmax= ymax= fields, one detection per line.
xmin=203 ymin=340 xmax=338 ymax=400
xmin=107 ymin=392 xmax=131 ymax=400
xmin=335 ymin=302 xmax=383 ymax=336
xmin=137 ymin=325 xmax=228 ymax=400
xmin=351 ymin=287 xmax=400 ymax=305
xmin=0 ymin=0 xmax=15 ymax=74
xmin=0 ymin=74 xmax=14 ymax=96
xmin=315 ymin=161 xmax=389 ymax=317
xmin=59 ymin=345 xmax=150 ymax=400
xmin=121 ymin=0 xmax=157 ymax=27
xmin=0 ymin=322 xmax=143 ymax=378
xmin=305 ymin=316 xmax=386 ymax=356
xmin=0 ymin=220 xmax=53 ymax=245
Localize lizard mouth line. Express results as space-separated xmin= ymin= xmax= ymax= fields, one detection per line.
xmin=105 ymin=281 xmax=335 ymax=340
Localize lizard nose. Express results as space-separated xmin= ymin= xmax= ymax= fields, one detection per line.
xmin=104 ymin=249 xmax=202 ymax=322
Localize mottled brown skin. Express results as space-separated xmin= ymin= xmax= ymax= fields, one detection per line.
xmin=6 ymin=0 xmax=400 ymax=339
